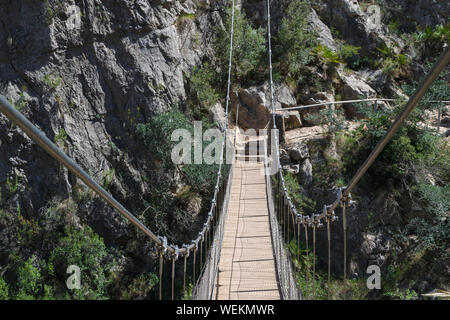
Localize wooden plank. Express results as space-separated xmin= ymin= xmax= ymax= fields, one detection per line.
xmin=215 ymin=153 xmax=280 ymax=300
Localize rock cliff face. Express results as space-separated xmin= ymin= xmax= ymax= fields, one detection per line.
xmin=0 ymin=0 xmax=224 ymax=245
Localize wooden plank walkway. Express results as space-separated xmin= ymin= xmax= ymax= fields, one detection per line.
xmin=215 ymin=136 xmax=280 ymax=300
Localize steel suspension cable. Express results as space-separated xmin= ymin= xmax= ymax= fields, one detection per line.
xmin=342 ymin=203 xmax=347 ymax=300
xmin=159 ymin=250 xmax=164 ymax=300
xmin=312 ymin=222 xmax=316 ymax=298
xmin=171 ymin=254 xmax=176 ymax=300
xmin=304 ymin=224 xmax=309 ymax=289
xmin=297 ymin=222 xmax=301 ymax=268
xmin=327 ymin=218 xmax=331 ymax=300
xmin=277 ymin=98 xmax=450 ymax=112
xmin=183 ymin=252 xmax=188 ymax=295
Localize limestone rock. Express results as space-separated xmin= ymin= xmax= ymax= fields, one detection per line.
xmin=298 ymin=158 xmax=313 ymax=185
xmin=288 ymin=142 xmax=309 ymax=161
xmin=307 ymin=8 xmax=337 ymax=51
xmin=209 ymin=101 xmax=226 ymax=131
xmin=281 ymin=110 xmax=302 ymax=130
xmin=337 ymin=68 xmax=377 ymax=119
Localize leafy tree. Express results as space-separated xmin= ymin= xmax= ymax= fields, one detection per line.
xmin=136 ymin=107 xmax=223 ymax=194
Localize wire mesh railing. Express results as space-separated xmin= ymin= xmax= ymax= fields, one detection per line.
xmin=263 ymin=128 xmax=301 ymax=300
xmin=191 ymin=156 xmax=235 ymax=300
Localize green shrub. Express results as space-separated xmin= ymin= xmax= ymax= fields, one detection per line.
xmin=275 ymin=0 xmax=316 ymax=84
xmin=0 ymin=277 xmax=9 ymax=300
xmin=215 ymin=6 xmax=266 ymax=85
xmin=190 ymin=63 xmax=219 ymax=112
xmin=338 ymin=43 xmax=361 ymax=69
xmin=283 ymin=172 xmax=315 ymax=214
xmin=8 ymin=92 xmax=28 ymax=113
xmin=311 ymin=44 xmax=343 ymax=65
xmin=102 ymin=168 xmax=115 ymax=191
xmin=43 ymin=74 xmax=62 ymax=89
xmin=49 ymin=225 xmax=114 ymax=300
xmin=136 ymin=107 xmax=192 ymax=169
xmin=55 ymin=128 xmax=68 ymax=146
xmin=15 ymin=256 xmax=43 ymax=300
xmin=121 ymin=273 xmax=159 ymax=300
xmin=136 ymin=107 xmax=223 ymax=194
xmin=6 ymin=174 xmax=19 ymax=194
xmin=377 ymin=44 xmax=410 ymax=77
xmin=412 ymin=23 xmax=450 ymax=56
xmin=405 ymin=183 xmax=450 ymax=252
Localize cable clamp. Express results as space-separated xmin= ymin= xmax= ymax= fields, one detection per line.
xmin=172 ymin=245 xmax=180 ymax=261
xmin=182 ymin=244 xmax=190 ymax=258
xmin=192 ymin=238 xmax=199 ymax=249
xmin=158 ymin=236 xmax=168 ymax=255
xmin=324 ymin=205 xmax=335 ymax=222
xmin=313 ymin=214 xmax=322 ymax=227
xmin=338 ymin=187 xmax=353 ymax=207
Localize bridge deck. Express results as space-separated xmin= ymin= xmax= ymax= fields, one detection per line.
xmin=215 ymin=137 xmax=280 ymax=300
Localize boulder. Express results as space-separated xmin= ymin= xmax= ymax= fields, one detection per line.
xmin=298 ymin=158 xmax=313 ymax=185
xmin=283 ymin=164 xmax=300 ymax=175
xmin=275 ymin=83 xmax=297 ymax=109
xmin=281 ymin=110 xmax=302 ymax=130
xmin=337 ymin=68 xmax=377 ymax=119
xmin=233 ymin=82 xmax=296 ymax=130
xmin=209 ymin=101 xmax=226 ymax=131
xmin=300 ymin=91 xmax=334 ymax=126
xmin=288 ymin=142 xmax=309 ymax=161
xmin=234 ymin=85 xmax=271 ymax=130
xmin=307 ymin=8 xmax=337 ymax=51
xmin=279 ymin=148 xmax=290 ymax=165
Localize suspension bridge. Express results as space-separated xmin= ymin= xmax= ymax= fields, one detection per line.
xmin=0 ymin=0 xmax=449 ymax=300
